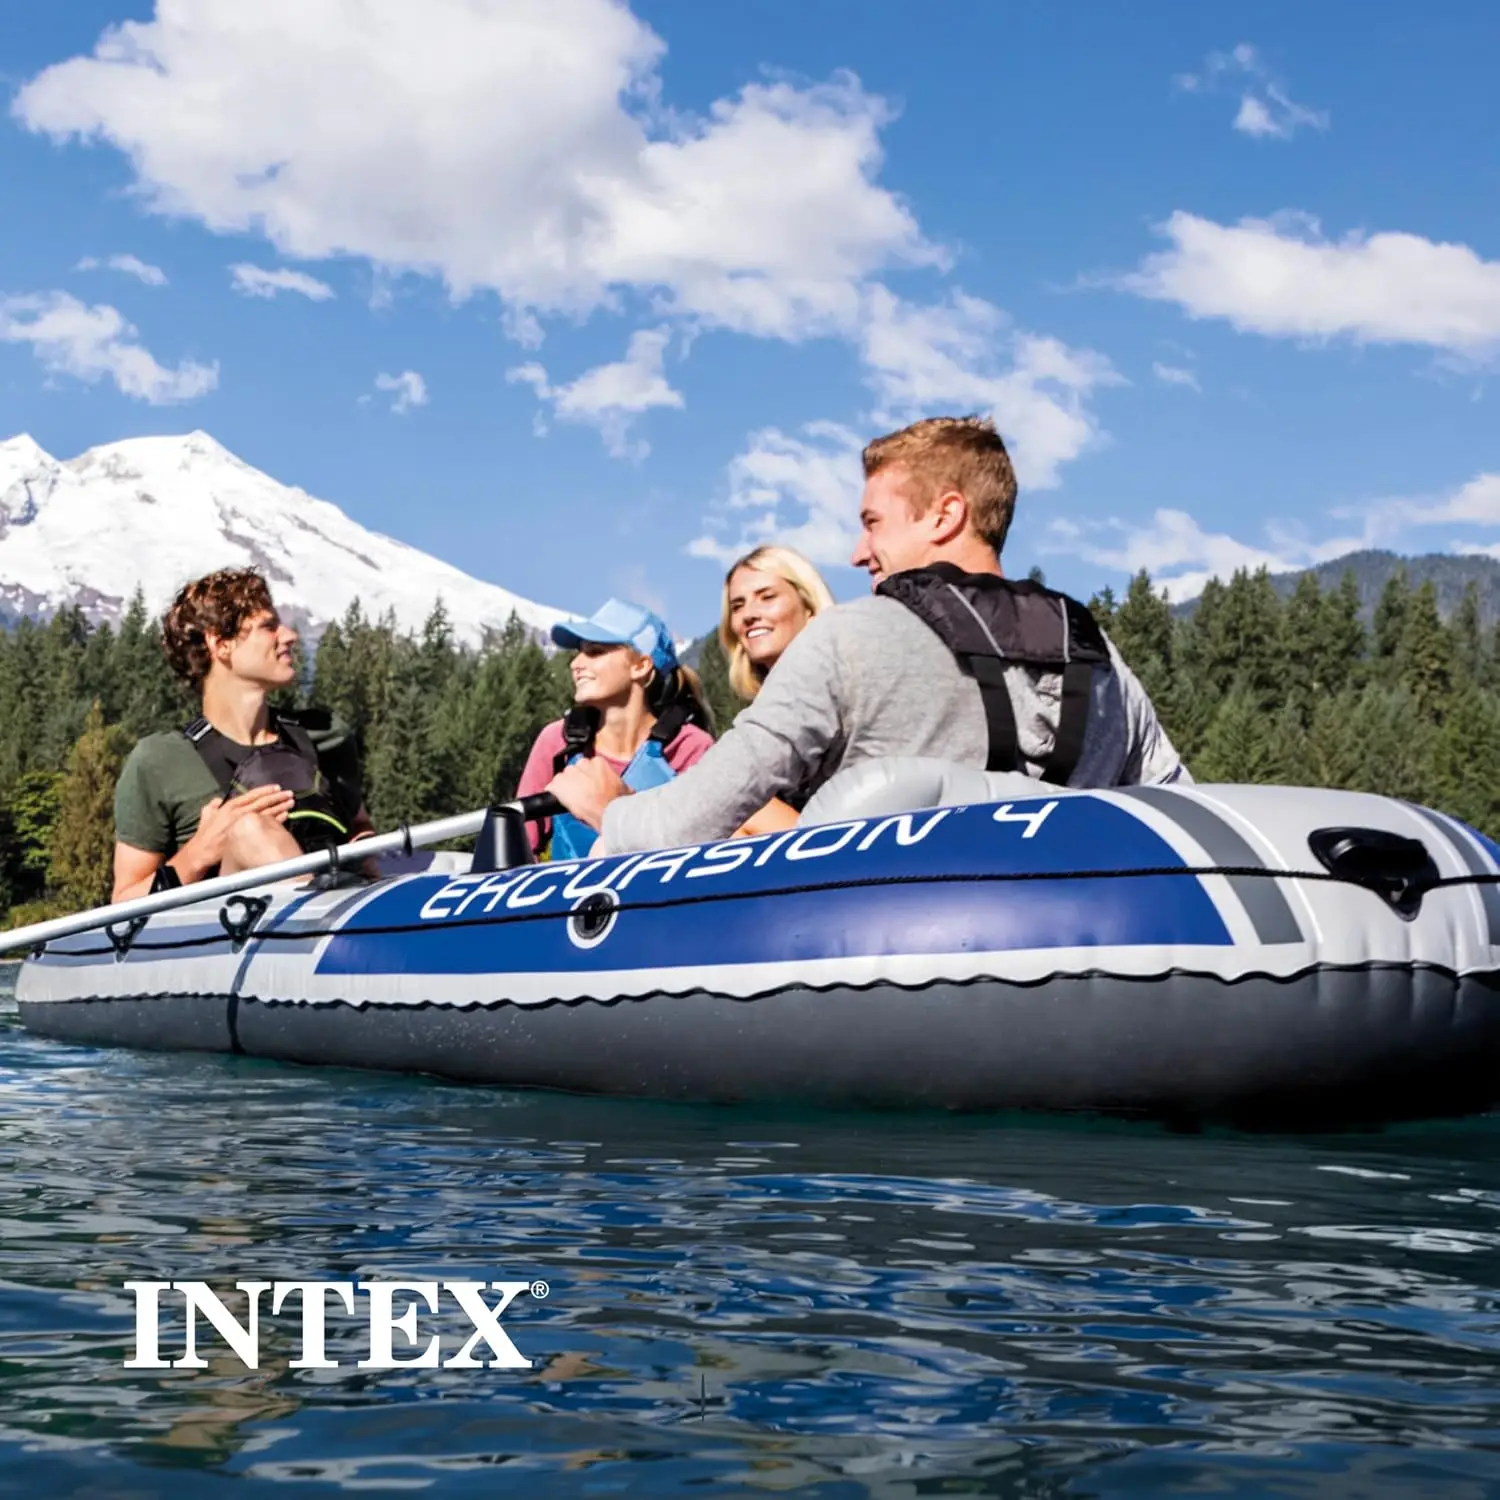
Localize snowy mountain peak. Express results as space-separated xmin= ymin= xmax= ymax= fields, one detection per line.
xmin=0 ymin=432 xmax=571 ymax=643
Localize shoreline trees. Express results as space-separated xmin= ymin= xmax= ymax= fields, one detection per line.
xmin=2 ymin=565 xmax=1496 ymax=927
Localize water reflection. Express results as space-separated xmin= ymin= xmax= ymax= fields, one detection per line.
xmin=1 ymin=974 xmax=1498 ymax=1496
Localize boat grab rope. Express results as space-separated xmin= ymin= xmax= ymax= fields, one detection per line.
xmin=45 ymin=861 xmax=1500 ymax=959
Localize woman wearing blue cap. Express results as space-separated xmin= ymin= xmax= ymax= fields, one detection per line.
xmin=516 ymin=599 xmax=716 ymax=858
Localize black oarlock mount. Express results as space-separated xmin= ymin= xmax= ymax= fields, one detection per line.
xmin=105 ymin=916 xmax=148 ymax=961
xmin=219 ymin=894 xmax=271 ymax=950
xmin=1308 ymin=827 xmax=1440 ymax=919
xmin=473 ymin=806 xmax=535 ymax=874
xmin=472 ymin=792 xmax=562 ymax=874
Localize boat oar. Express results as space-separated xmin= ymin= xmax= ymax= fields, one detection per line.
xmin=0 ymin=792 xmax=562 ymax=958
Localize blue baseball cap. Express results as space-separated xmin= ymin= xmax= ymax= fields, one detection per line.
xmin=551 ymin=599 xmax=678 ymax=674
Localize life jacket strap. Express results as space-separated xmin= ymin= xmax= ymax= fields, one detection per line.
xmin=553 ymin=706 xmax=600 ymax=776
xmin=877 ymin=563 xmax=1110 ymax=784
xmin=552 ymin=699 xmax=689 ymax=776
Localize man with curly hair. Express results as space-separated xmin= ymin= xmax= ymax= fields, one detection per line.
xmin=112 ymin=568 xmax=373 ymax=902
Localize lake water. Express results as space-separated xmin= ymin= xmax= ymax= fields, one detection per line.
xmin=2 ymin=964 xmax=1499 ymax=1498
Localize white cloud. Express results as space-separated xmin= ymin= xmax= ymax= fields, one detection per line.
xmin=1328 ymin=472 xmax=1500 ymax=542
xmin=0 ymin=290 xmax=217 ymax=403
xmin=1152 ymin=361 xmax=1200 ymax=391
xmin=688 ymin=421 xmax=865 ymax=568
xmin=18 ymin=1 xmax=1117 ymax=542
xmin=230 ymin=263 xmax=335 ymax=301
xmin=1045 ymin=471 xmax=1500 ymax=601
xmin=1177 ymin=43 xmax=1328 ymax=141
xmin=15 ymin=1 xmax=933 ymax=340
xmin=858 ymin=286 xmax=1120 ymax=490
xmin=507 ymin=326 xmax=682 ymax=459
xmin=1042 ymin=508 xmax=1311 ymax=602
xmin=1121 ymin=211 xmax=1500 ymax=359
xmin=75 ymin=252 xmax=167 ymax=286
xmin=691 ymin=290 xmax=1120 ymax=564
xmin=374 ymin=369 xmax=427 ymax=414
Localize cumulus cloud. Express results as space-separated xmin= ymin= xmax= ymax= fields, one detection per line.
xmin=374 ymin=369 xmax=427 ymax=414
xmin=17 ymin=0 xmax=1118 ymax=538
xmin=0 ymin=291 xmax=217 ymax=403
xmin=1176 ymin=43 xmax=1328 ymax=140
xmin=1044 ymin=472 xmax=1500 ymax=601
xmin=690 ymin=290 xmax=1120 ymax=563
xmin=688 ymin=421 xmax=865 ymax=568
xmin=1120 ymin=211 xmax=1500 ymax=359
xmin=1152 ymin=361 xmax=1200 ymax=391
xmin=75 ymin=252 xmax=167 ymax=286
xmin=14 ymin=0 xmax=933 ymax=340
xmin=230 ymin=263 xmax=335 ymax=301
xmin=1042 ymin=509 xmax=1318 ymax=602
xmin=858 ymin=287 xmax=1120 ymax=489
xmin=508 ymin=326 xmax=683 ymax=459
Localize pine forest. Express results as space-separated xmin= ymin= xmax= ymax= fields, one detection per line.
xmin=3 ymin=562 xmax=1499 ymax=928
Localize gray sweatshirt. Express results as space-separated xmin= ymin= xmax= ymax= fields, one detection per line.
xmin=600 ymin=594 xmax=1188 ymax=853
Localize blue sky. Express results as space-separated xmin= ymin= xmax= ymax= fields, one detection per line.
xmin=1 ymin=0 xmax=1497 ymax=632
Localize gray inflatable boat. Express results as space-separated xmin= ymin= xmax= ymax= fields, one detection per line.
xmin=17 ymin=759 xmax=1500 ymax=1126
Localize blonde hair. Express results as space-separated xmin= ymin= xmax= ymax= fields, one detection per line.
xmin=718 ymin=545 xmax=836 ymax=702
xmin=862 ymin=415 xmax=1019 ymax=554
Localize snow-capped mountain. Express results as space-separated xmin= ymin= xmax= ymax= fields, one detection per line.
xmin=0 ymin=431 xmax=571 ymax=644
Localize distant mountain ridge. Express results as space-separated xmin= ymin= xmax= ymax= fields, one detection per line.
xmin=1173 ymin=550 xmax=1500 ymax=627
xmin=0 ymin=431 xmax=570 ymax=645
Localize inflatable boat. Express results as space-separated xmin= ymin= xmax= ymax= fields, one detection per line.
xmin=15 ymin=760 xmax=1500 ymax=1125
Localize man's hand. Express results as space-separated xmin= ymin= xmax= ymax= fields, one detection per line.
xmin=173 ymin=786 xmax=296 ymax=881
xmin=547 ymin=757 xmax=630 ymax=833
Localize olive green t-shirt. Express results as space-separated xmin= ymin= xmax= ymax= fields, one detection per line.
xmin=114 ymin=718 xmax=357 ymax=857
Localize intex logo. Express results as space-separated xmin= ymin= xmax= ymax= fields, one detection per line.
xmin=123 ymin=1279 xmax=548 ymax=1370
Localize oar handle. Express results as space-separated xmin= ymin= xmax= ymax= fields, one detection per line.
xmin=517 ymin=791 xmax=564 ymax=821
xmin=0 ymin=793 xmax=566 ymax=958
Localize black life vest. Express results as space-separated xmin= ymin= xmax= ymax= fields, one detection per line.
xmin=550 ymin=700 xmax=693 ymax=776
xmin=183 ymin=708 xmax=361 ymax=853
xmin=876 ymin=563 xmax=1111 ymax=786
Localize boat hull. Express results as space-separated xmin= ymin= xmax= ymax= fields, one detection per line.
xmin=18 ymin=780 xmax=1500 ymax=1125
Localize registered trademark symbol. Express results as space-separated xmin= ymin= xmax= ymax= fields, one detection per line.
xmin=530 ymin=1280 xmax=550 ymax=1299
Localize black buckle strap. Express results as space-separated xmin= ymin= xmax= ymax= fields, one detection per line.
xmin=1042 ymin=660 xmax=1093 ymax=787
xmin=967 ymin=654 xmax=1020 ymax=774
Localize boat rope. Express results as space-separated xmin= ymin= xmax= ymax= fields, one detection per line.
xmin=49 ymin=862 xmax=1500 ymax=959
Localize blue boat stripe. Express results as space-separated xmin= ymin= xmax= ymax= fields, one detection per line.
xmin=1114 ymin=787 xmax=1304 ymax=945
xmin=1403 ymin=804 xmax=1500 ymax=945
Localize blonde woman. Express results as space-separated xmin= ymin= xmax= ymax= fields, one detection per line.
xmin=720 ymin=545 xmax=837 ymax=702
xmin=718 ymin=545 xmax=836 ymax=833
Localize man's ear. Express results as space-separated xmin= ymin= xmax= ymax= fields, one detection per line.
xmin=929 ymin=489 xmax=970 ymax=546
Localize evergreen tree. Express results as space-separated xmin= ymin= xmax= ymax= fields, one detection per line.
xmin=1281 ymin=572 xmax=1325 ymax=718
xmin=696 ymin=632 xmax=743 ymax=736
xmin=1350 ymin=684 xmax=1437 ymax=804
xmin=1397 ymin=579 xmax=1452 ymax=720
xmin=1087 ymin=584 xmax=1117 ymax=632
xmin=1192 ymin=687 xmax=1281 ymax=784
xmin=1372 ymin=567 xmax=1411 ymax=676
xmin=1 ymin=770 xmax=63 ymax=907
xmin=1304 ymin=688 xmax=1365 ymax=790
xmin=1317 ymin=571 xmax=1367 ymax=698
xmin=1111 ymin=570 xmax=1174 ymax=674
xmin=1451 ymin=581 xmax=1484 ymax=685
xmin=49 ymin=701 xmax=131 ymax=908
xmin=1431 ymin=687 xmax=1500 ymax=834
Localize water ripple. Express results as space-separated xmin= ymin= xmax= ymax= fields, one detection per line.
xmin=1 ymin=981 xmax=1499 ymax=1496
